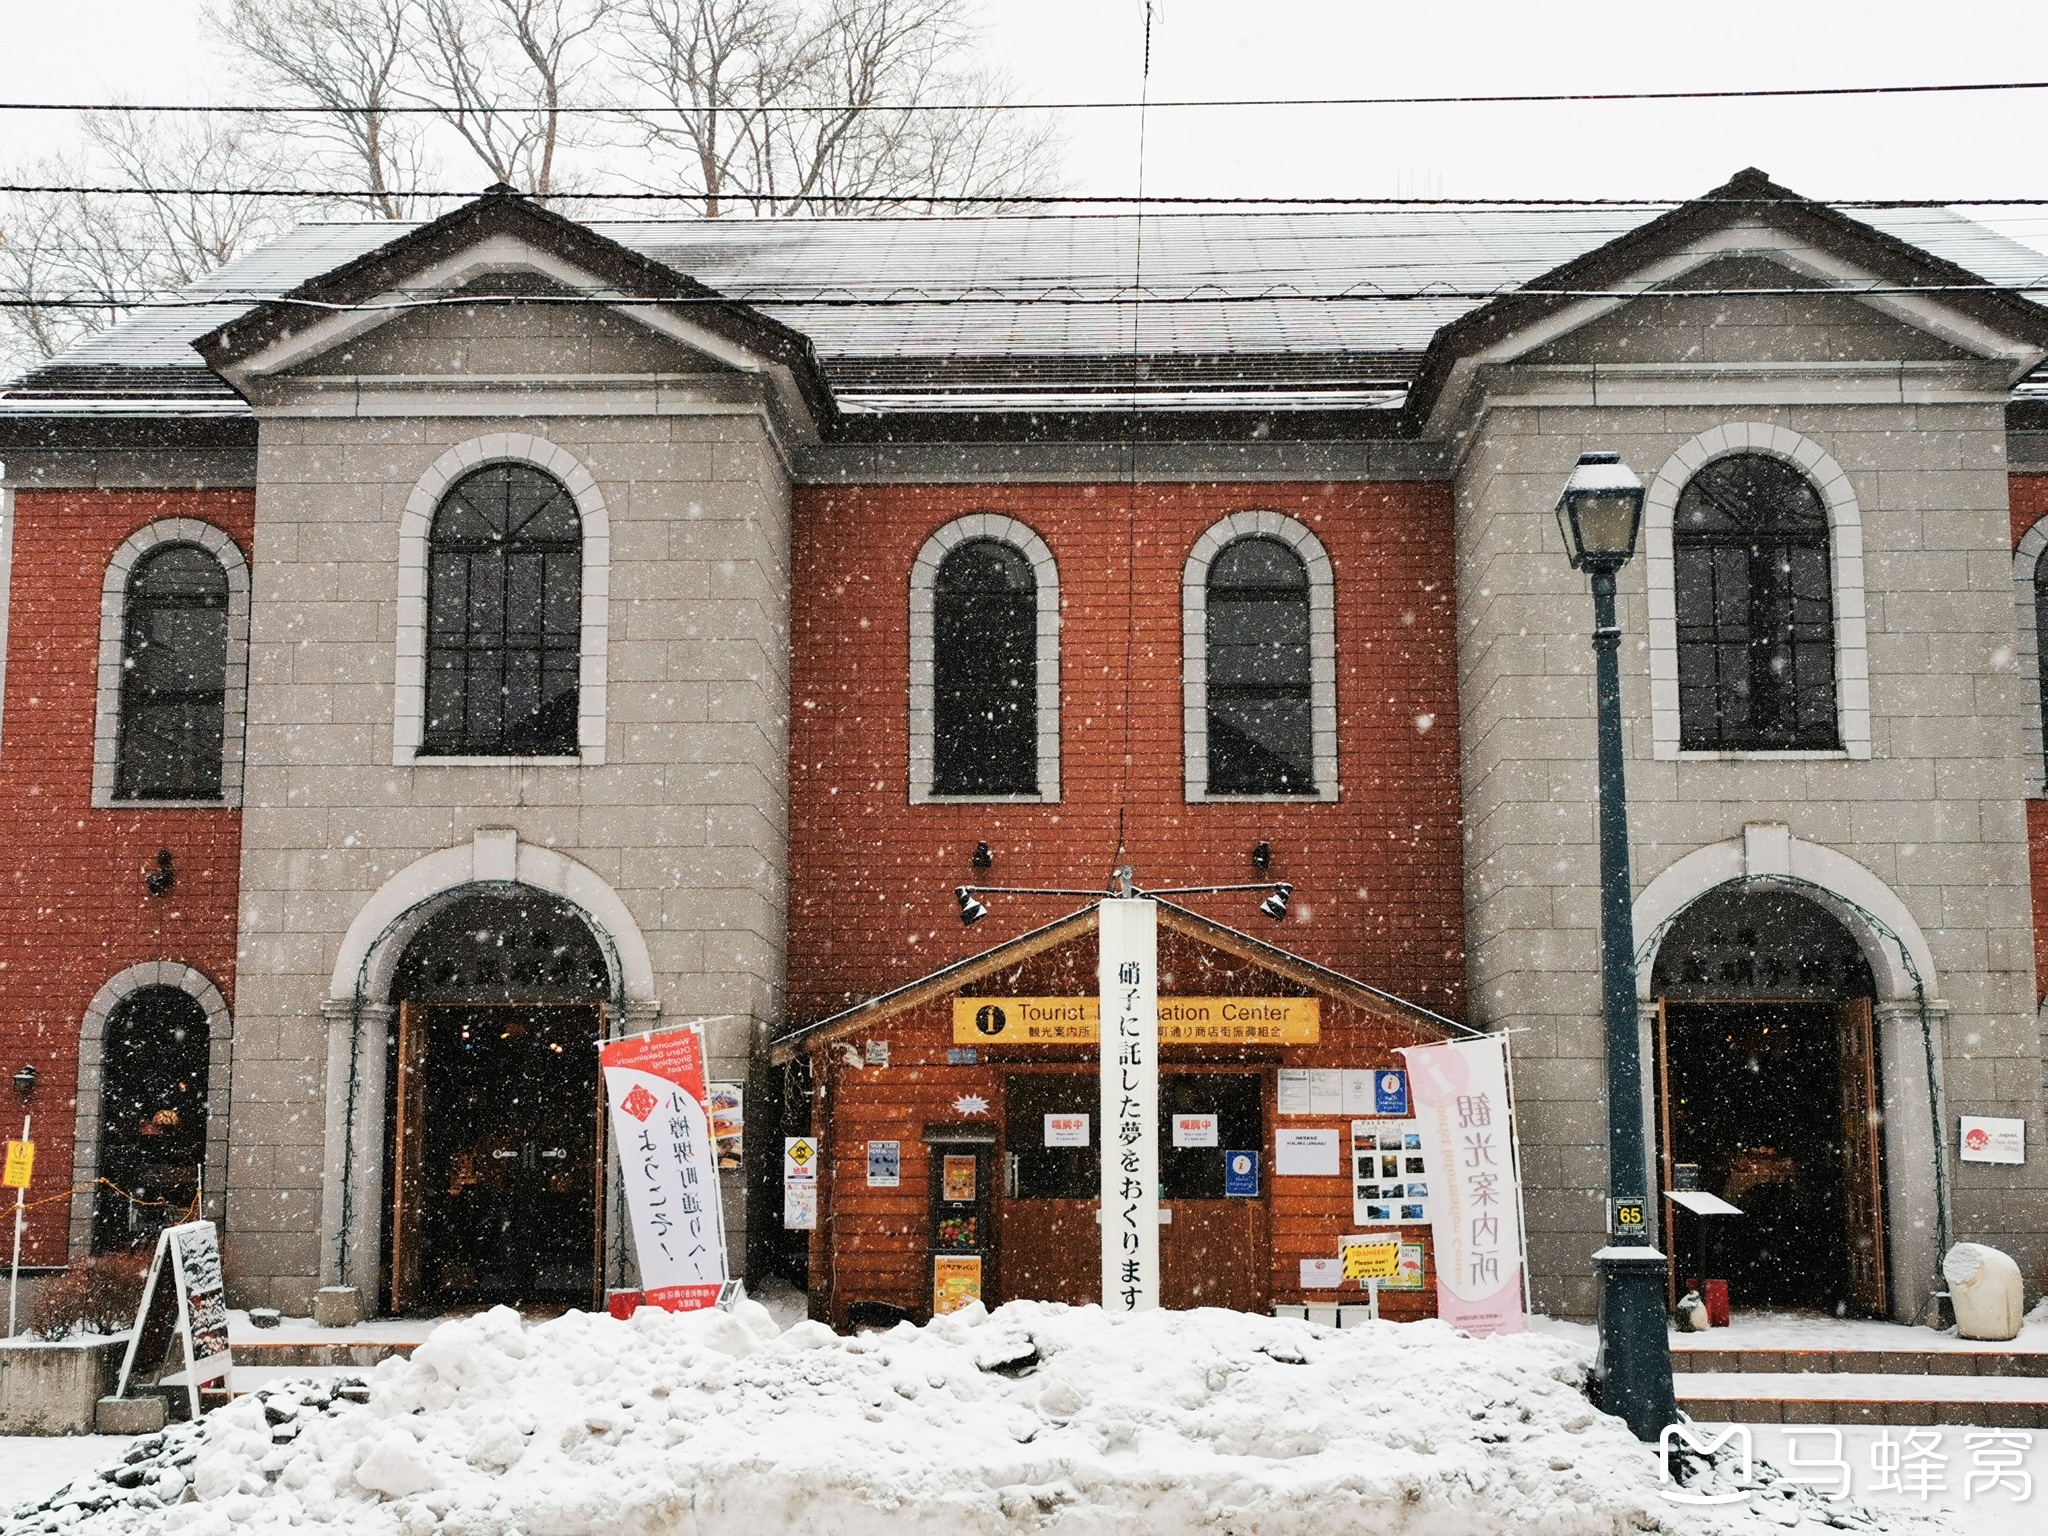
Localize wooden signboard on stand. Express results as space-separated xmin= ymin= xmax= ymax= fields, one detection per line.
xmin=116 ymin=1220 xmax=232 ymax=1418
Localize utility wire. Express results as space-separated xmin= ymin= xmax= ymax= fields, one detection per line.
xmin=16 ymin=183 xmax=2048 ymax=209
xmin=9 ymin=76 xmax=2048 ymax=115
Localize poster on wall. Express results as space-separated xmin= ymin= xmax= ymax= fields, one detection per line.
xmin=867 ymin=1140 xmax=901 ymax=1188
xmin=933 ymin=1255 xmax=983 ymax=1315
xmin=708 ymin=1083 xmax=744 ymax=1172
xmin=782 ymin=1136 xmax=819 ymax=1231
xmin=1398 ymin=1035 xmax=1527 ymax=1336
xmin=602 ymin=1027 xmax=731 ymax=1311
xmin=1958 ymin=1115 xmax=2026 ymax=1165
xmin=1351 ymin=1121 xmax=1430 ymax=1226
xmin=116 ymin=1219 xmax=232 ymax=1417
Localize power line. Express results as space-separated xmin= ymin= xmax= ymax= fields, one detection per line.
xmin=13 ymin=181 xmax=2048 ymax=211
xmin=7 ymin=281 xmax=2048 ymax=312
xmin=8 ymin=77 xmax=2048 ymax=115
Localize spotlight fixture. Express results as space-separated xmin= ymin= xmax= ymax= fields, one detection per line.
xmin=11 ymin=1064 xmax=36 ymax=1100
xmin=956 ymin=887 xmax=989 ymax=926
xmin=972 ymin=841 xmax=993 ymax=870
xmin=1251 ymin=841 xmax=1272 ymax=871
xmin=145 ymin=848 xmax=175 ymax=898
xmin=1259 ymin=883 xmax=1293 ymax=922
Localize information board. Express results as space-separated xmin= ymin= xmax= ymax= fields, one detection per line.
xmin=116 ymin=1219 xmax=232 ymax=1418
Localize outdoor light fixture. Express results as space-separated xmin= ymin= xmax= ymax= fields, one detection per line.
xmin=1251 ymin=841 xmax=1272 ymax=871
xmin=10 ymin=1065 xmax=34 ymax=1100
xmin=1553 ymin=451 xmax=1646 ymax=573
xmin=954 ymin=876 xmax=1293 ymax=926
xmin=1556 ymin=449 xmax=1675 ymax=1445
xmin=146 ymin=848 xmax=175 ymax=898
xmin=972 ymin=842 xmax=993 ymax=870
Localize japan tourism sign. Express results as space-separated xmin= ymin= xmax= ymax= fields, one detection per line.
xmin=602 ymin=1026 xmax=729 ymax=1311
xmin=1399 ymin=1034 xmax=1527 ymax=1336
xmin=1098 ymin=899 xmax=1159 ymax=1312
xmin=953 ymin=995 xmax=1316 ymax=1045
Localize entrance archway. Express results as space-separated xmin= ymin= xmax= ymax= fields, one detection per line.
xmin=93 ymin=987 xmax=212 ymax=1252
xmin=383 ymin=888 xmax=609 ymax=1312
xmin=1650 ymin=886 xmax=1886 ymax=1315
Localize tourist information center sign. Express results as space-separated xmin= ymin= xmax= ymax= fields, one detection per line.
xmin=955 ymin=996 xmax=1318 ymax=1045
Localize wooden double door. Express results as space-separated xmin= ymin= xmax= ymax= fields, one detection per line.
xmin=387 ymin=1003 xmax=604 ymax=1314
xmin=1656 ymin=998 xmax=1887 ymax=1316
xmin=996 ymin=1070 xmax=1269 ymax=1313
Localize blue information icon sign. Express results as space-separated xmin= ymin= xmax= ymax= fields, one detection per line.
xmin=1224 ymin=1150 xmax=1260 ymax=1197
xmin=1373 ymin=1070 xmax=1410 ymax=1116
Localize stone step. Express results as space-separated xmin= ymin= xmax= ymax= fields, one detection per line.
xmin=228 ymin=1340 xmax=421 ymax=1369
xmin=1671 ymin=1346 xmax=2048 ymax=1378
xmin=1676 ymin=1371 xmax=2048 ymax=1429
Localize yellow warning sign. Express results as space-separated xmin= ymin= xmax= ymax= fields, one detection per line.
xmin=953 ymin=997 xmax=1318 ymax=1045
xmin=2 ymin=1140 xmax=33 ymax=1190
xmin=1342 ymin=1238 xmax=1402 ymax=1282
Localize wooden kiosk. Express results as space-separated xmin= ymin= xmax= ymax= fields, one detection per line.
xmin=773 ymin=901 xmax=1463 ymax=1327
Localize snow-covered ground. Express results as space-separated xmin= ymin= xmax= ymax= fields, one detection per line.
xmin=7 ymin=1297 xmax=2017 ymax=1536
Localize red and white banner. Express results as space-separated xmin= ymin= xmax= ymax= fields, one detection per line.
xmin=602 ymin=1027 xmax=728 ymax=1312
xmin=1398 ymin=1035 xmax=1527 ymax=1336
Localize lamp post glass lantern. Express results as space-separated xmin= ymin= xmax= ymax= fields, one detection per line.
xmin=1554 ymin=452 xmax=1677 ymax=1443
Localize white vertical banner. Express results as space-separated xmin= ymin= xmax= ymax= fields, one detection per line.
xmin=1099 ymin=897 xmax=1160 ymax=1311
xmin=1398 ymin=1034 xmax=1526 ymax=1335
xmin=602 ymin=1025 xmax=730 ymax=1311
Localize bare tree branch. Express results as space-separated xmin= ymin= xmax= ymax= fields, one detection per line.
xmin=613 ymin=0 xmax=1062 ymax=216
xmin=208 ymin=0 xmax=426 ymax=219
xmin=415 ymin=0 xmax=615 ymax=199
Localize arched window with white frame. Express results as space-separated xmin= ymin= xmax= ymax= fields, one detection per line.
xmin=908 ymin=515 xmax=1060 ymax=803
xmin=92 ymin=519 xmax=251 ymax=808
xmin=1182 ymin=511 xmax=1338 ymax=801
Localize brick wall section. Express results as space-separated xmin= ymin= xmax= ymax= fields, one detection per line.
xmin=787 ymin=481 xmax=1465 ymax=1025
xmin=0 ymin=489 xmax=249 ymax=1264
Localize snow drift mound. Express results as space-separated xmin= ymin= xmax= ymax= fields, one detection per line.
xmin=8 ymin=1300 xmax=1905 ymax=1535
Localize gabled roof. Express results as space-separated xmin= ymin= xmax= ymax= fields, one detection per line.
xmin=768 ymin=899 xmax=1472 ymax=1064
xmin=192 ymin=185 xmax=838 ymax=426
xmin=1405 ymin=167 xmax=2048 ymax=426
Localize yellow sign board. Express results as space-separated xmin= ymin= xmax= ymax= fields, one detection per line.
xmin=952 ymin=997 xmax=1318 ymax=1045
xmin=1342 ymin=1237 xmax=1402 ymax=1282
xmin=3 ymin=1140 xmax=33 ymax=1190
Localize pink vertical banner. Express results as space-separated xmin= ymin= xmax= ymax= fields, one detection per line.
xmin=602 ymin=1027 xmax=728 ymax=1312
xmin=1397 ymin=1036 xmax=1526 ymax=1335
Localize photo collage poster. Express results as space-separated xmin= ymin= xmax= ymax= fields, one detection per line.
xmin=1351 ymin=1120 xmax=1430 ymax=1227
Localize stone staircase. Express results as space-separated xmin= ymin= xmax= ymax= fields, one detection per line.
xmin=1673 ymin=1332 xmax=2048 ymax=1428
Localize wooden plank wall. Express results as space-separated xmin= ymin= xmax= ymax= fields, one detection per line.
xmin=808 ymin=926 xmax=1448 ymax=1327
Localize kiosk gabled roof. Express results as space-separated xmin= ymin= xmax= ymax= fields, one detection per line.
xmin=770 ymin=900 xmax=1473 ymax=1064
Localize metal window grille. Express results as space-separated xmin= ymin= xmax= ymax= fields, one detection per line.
xmin=114 ymin=544 xmax=229 ymax=800
xmin=1206 ymin=535 xmax=1314 ymax=793
xmin=932 ymin=539 xmax=1038 ymax=794
xmin=423 ymin=464 xmax=582 ymax=757
xmin=1674 ymin=455 xmax=1839 ymax=752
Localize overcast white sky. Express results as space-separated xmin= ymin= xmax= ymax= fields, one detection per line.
xmin=5 ymin=1 xmax=2048 ymax=242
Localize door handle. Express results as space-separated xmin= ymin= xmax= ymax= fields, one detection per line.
xmin=540 ymin=1148 xmax=568 ymax=1161
xmin=491 ymin=1149 xmax=520 ymax=1161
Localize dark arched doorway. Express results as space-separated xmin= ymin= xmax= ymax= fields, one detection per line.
xmin=383 ymin=887 xmax=609 ymax=1313
xmin=1651 ymin=884 xmax=1886 ymax=1316
xmin=94 ymin=987 xmax=211 ymax=1251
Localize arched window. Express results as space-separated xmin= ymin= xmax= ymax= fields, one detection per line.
xmin=93 ymin=985 xmax=211 ymax=1252
xmin=2034 ymin=558 xmax=2048 ymax=776
xmin=116 ymin=545 xmax=230 ymax=800
xmin=1205 ymin=535 xmax=1315 ymax=794
xmin=424 ymin=463 xmax=582 ymax=756
xmin=933 ymin=539 xmax=1039 ymax=795
xmin=1674 ymin=454 xmax=1839 ymax=751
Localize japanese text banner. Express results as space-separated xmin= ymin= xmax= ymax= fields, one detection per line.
xmin=602 ymin=1027 xmax=729 ymax=1311
xmin=1398 ymin=1035 xmax=1526 ymax=1336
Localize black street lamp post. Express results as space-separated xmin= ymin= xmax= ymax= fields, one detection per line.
xmin=1554 ymin=451 xmax=1678 ymax=1442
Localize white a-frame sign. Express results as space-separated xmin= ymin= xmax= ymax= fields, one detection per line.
xmin=116 ymin=1220 xmax=233 ymax=1417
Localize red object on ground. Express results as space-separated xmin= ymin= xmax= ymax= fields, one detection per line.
xmin=1704 ymin=1280 xmax=1730 ymax=1328
xmin=607 ymin=1290 xmax=643 ymax=1320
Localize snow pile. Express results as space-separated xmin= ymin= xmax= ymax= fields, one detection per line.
xmin=9 ymin=1300 xmax=1917 ymax=1536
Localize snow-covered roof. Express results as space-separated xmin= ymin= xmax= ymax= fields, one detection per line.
xmin=10 ymin=200 xmax=2048 ymax=413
